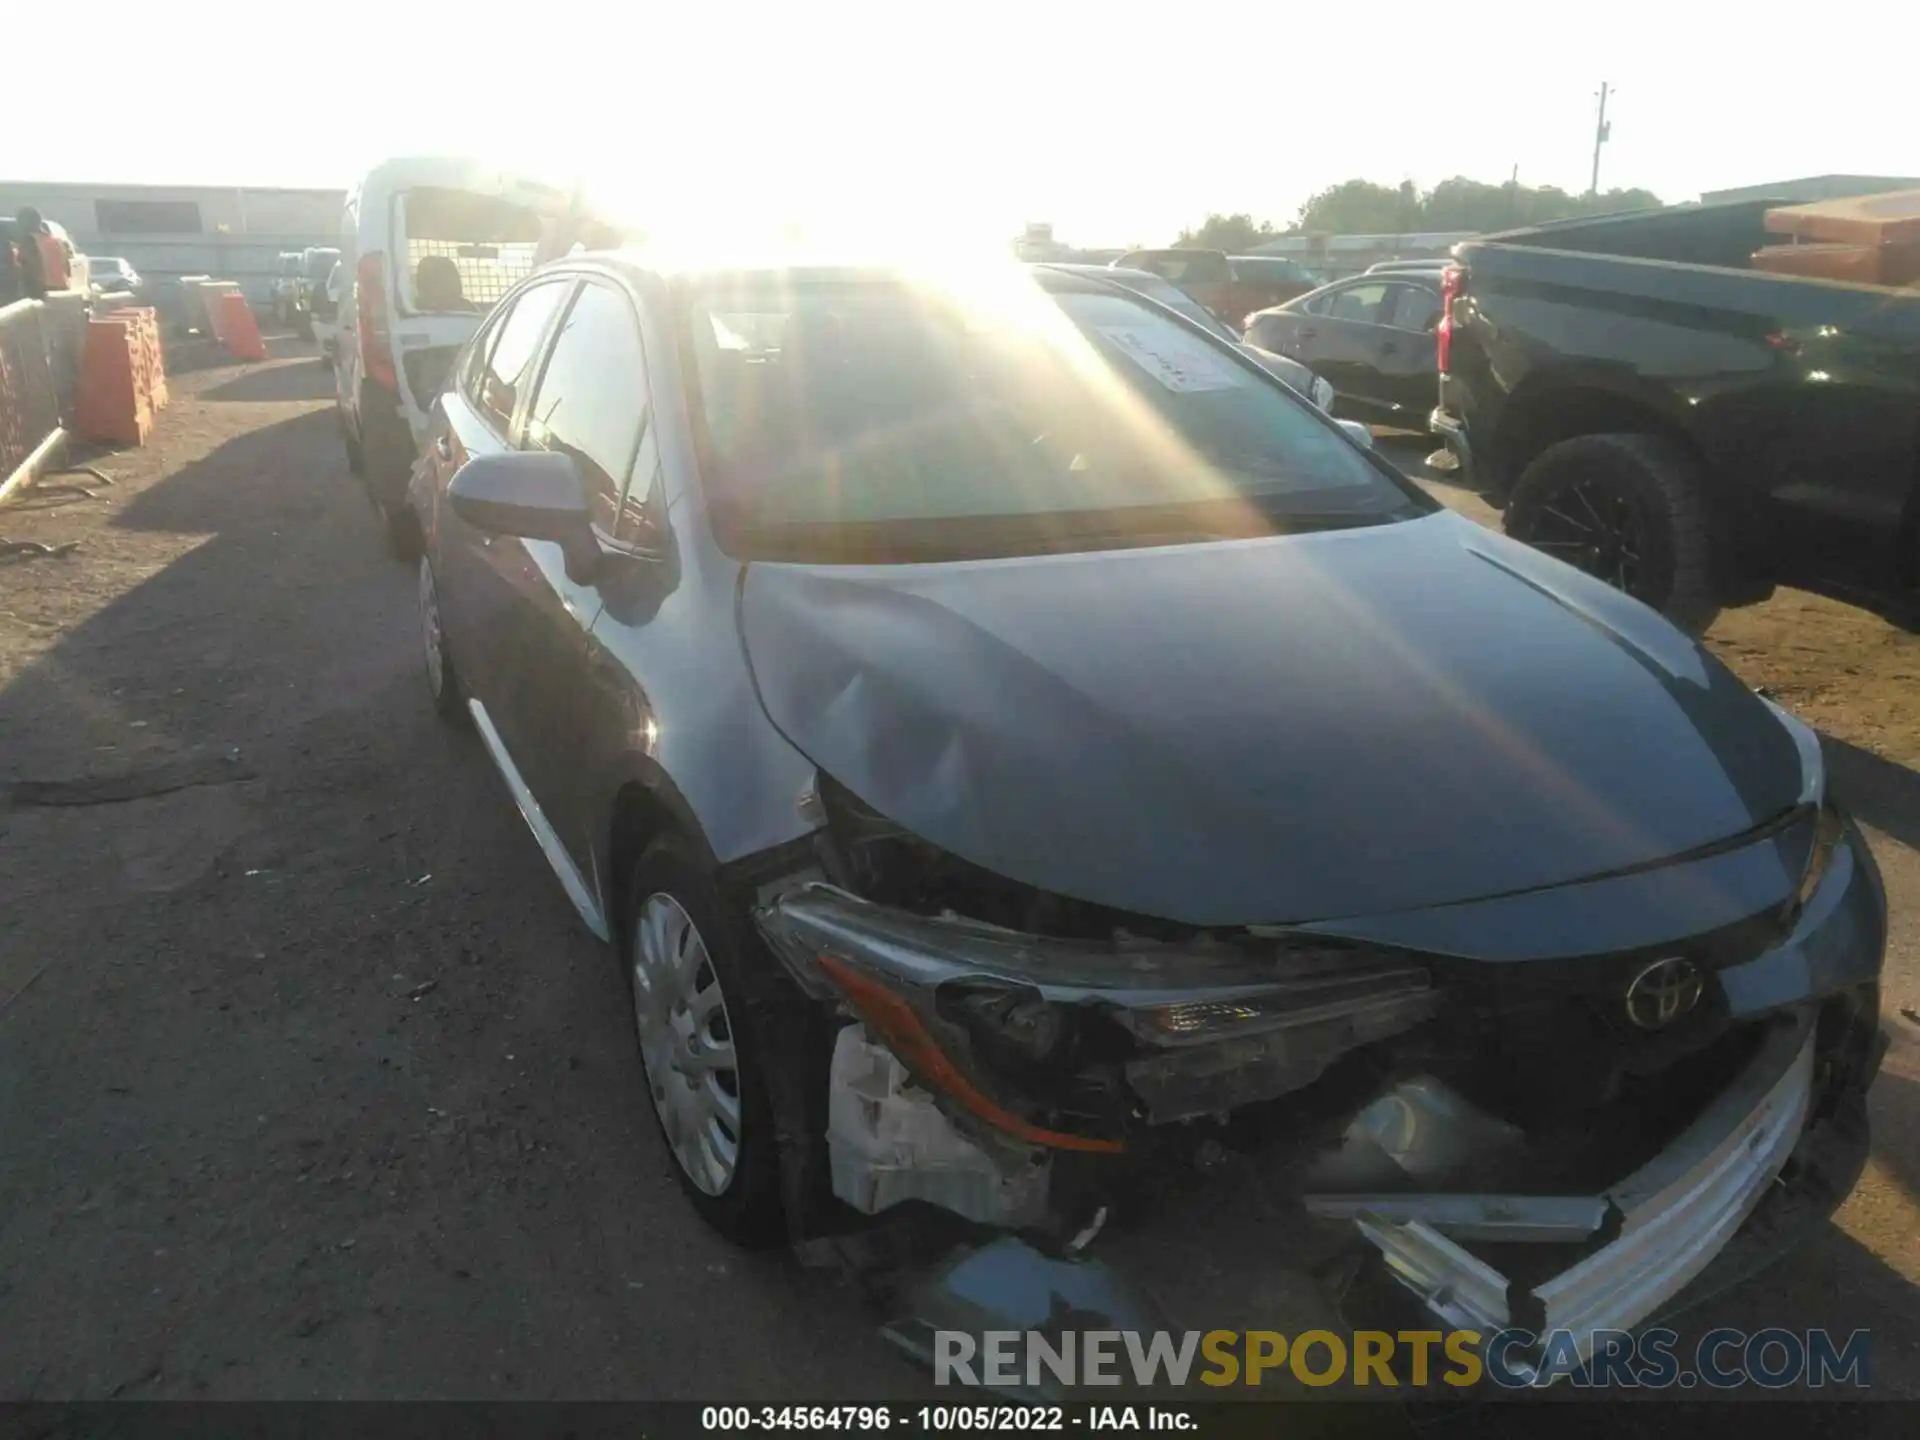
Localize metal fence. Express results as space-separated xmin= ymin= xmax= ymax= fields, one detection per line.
xmin=0 ymin=297 xmax=65 ymax=501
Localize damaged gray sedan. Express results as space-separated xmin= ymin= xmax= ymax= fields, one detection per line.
xmin=412 ymin=255 xmax=1886 ymax=1374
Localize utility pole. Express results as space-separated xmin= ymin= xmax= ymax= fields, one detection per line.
xmin=1589 ymin=83 xmax=1612 ymax=197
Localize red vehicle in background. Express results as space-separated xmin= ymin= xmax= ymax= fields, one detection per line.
xmin=1111 ymin=248 xmax=1321 ymax=329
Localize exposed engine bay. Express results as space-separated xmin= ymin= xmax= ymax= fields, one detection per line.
xmin=749 ymin=770 xmax=1885 ymax=1375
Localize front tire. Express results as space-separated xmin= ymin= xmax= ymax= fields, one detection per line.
xmin=624 ymin=838 xmax=790 ymax=1247
xmin=1503 ymin=432 xmax=1723 ymax=634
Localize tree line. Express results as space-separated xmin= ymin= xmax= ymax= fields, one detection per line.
xmin=1176 ymin=177 xmax=1664 ymax=250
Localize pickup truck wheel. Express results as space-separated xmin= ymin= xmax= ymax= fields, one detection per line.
xmin=623 ymin=838 xmax=791 ymax=1247
xmin=1504 ymin=433 xmax=1722 ymax=634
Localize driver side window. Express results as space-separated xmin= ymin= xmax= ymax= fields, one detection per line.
xmin=521 ymin=279 xmax=652 ymax=540
xmin=474 ymin=280 xmax=569 ymax=437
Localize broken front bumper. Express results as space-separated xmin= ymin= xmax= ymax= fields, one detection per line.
xmin=758 ymin=817 xmax=1884 ymax=1372
xmin=1314 ymin=1013 xmax=1816 ymax=1361
xmin=1306 ymin=822 xmax=1885 ymax=1371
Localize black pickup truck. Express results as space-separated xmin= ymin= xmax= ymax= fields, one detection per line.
xmin=1431 ymin=200 xmax=1920 ymax=632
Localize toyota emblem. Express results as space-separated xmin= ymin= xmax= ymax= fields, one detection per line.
xmin=1624 ymin=956 xmax=1705 ymax=1030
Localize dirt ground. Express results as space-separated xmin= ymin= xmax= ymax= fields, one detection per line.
xmin=3 ymin=352 xmax=1919 ymax=1404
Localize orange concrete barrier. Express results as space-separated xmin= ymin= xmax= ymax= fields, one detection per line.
xmin=99 ymin=306 xmax=169 ymax=411
xmin=75 ymin=317 xmax=154 ymax=446
xmin=216 ymin=292 xmax=267 ymax=361
xmin=199 ymin=281 xmax=241 ymax=342
xmin=136 ymin=308 xmax=170 ymax=410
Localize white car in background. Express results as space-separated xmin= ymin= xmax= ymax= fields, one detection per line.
xmin=311 ymin=262 xmax=344 ymax=365
xmin=86 ymin=255 xmax=139 ymax=297
xmin=271 ymin=252 xmax=304 ymax=324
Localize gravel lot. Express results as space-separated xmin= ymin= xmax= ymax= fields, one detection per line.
xmin=3 ymin=350 xmax=1917 ymax=1403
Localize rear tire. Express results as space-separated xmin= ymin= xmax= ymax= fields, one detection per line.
xmin=417 ymin=557 xmax=468 ymax=727
xmin=622 ymin=837 xmax=793 ymax=1247
xmin=1503 ymin=432 xmax=1723 ymax=635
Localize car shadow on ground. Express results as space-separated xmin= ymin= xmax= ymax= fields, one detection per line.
xmin=201 ymin=359 xmax=336 ymax=405
xmin=1827 ymin=737 xmax=1920 ymax=852
xmin=163 ymin=332 xmax=317 ymax=376
xmin=0 ymin=406 xmax=919 ymax=1400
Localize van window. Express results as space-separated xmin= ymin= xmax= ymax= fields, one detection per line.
xmin=396 ymin=188 xmax=546 ymax=316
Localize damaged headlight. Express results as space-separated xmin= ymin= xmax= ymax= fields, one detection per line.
xmin=1764 ymin=698 xmax=1845 ymax=909
xmin=756 ymin=884 xmax=1437 ymax=1142
xmin=1798 ymin=802 xmax=1847 ymax=912
xmin=1764 ymin=698 xmax=1825 ymax=808
xmin=939 ymin=981 xmax=1076 ymax=1068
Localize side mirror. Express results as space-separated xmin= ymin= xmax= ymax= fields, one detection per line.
xmin=1336 ymin=419 xmax=1375 ymax=451
xmin=449 ymin=450 xmax=601 ymax=579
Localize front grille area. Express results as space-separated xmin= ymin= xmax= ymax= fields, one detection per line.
xmin=1420 ymin=906 xmax=1798 ymax=1133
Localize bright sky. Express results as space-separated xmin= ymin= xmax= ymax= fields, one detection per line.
xmin=14 ymin=0 xmax=1916 ymax=250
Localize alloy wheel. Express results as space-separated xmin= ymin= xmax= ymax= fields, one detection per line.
xmin=418 ymin=559 xmax=446 ymax=698
xmin=1520 ymin=476 xmax=1648 ymax=597
xmin=631 ymin=893 xmax=743 ymax=1196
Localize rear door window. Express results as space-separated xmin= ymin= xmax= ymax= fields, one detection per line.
xmin=1324 ymin=282 xmax=1391 ymax=324
xmin=521 ymin=279 xmax=650 ymax=537
xmin=474 ymin=281 xmax=571 ymax=436
xmin=1385 ymin=283 xmax=1443 ymax=332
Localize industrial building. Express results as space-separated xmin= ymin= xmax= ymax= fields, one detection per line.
xmin=1700 ymin=174 xmax=1920 ymax=205
xmin=0 ymin=181 xmax=344 ymax=301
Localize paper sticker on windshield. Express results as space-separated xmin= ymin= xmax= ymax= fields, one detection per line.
xmin=1095 ymin=324 xmax=1246 ymax=393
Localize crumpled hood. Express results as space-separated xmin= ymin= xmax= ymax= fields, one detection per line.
xmin=738 ymin=512 xmax=1802 ymax=928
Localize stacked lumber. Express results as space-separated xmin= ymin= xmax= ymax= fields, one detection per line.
xmin=1755 ymin=189 xmax=1920 ymax=286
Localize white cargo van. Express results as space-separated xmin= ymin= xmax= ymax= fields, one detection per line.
xmin=333 ymin=158 xmax=627 ymax=555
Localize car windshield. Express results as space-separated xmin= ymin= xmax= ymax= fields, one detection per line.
xmin=681 ymin=273 xmax=1428 ymax=562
